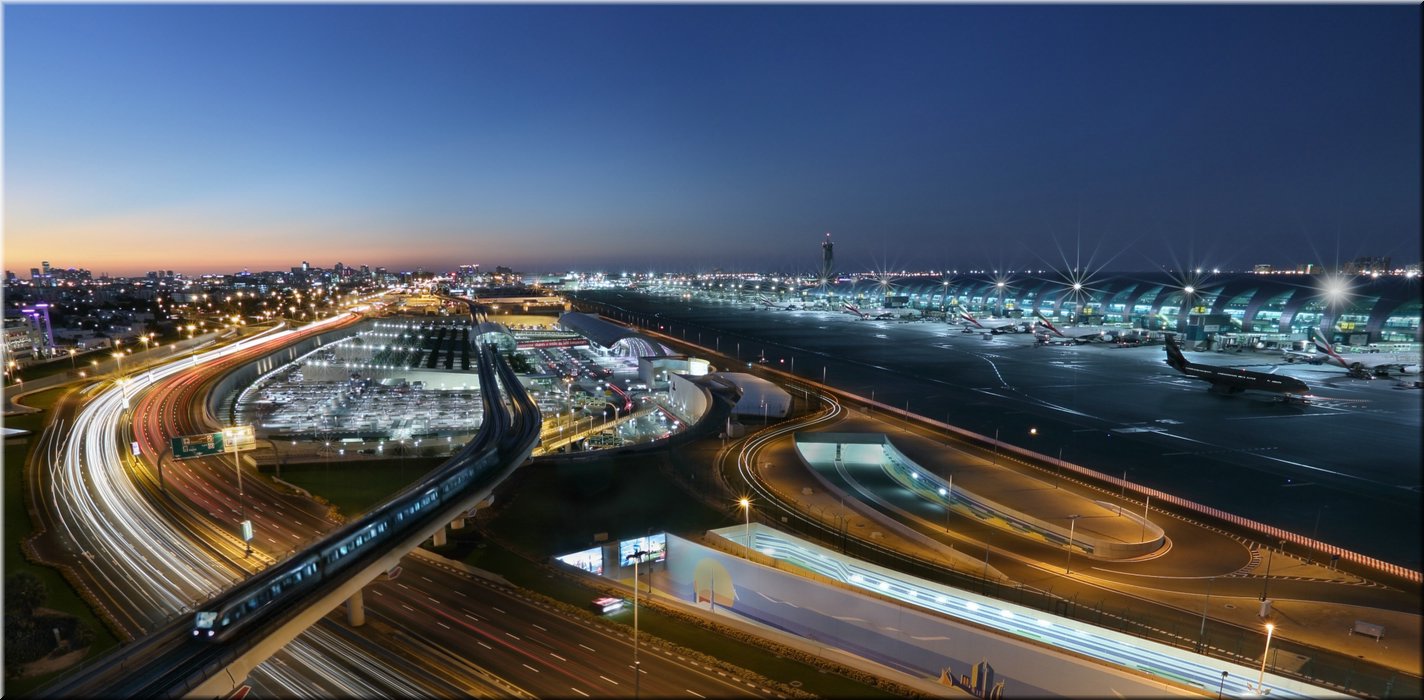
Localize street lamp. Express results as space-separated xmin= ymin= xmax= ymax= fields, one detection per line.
xmin=1064 ymin=515 xmax=1082 ymax=574
xmin=738 ymin=498 xmax=751 ymax=558
xmin=625 ymin=549 xmax=653 ymax=699
xmin=1251 ymin=622 xmax=1276 ymax=695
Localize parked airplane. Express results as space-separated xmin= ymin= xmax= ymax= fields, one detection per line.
xmin=758 ymin=296 xmax=795 ymax=311
xmin=842 ymin=302 xmax=869 ymax=320
xmin=1032 ymin=312 xmax=1116 ymax=343
xmin=1311 ymin=330 xmax=1421 ymax=378
xmin=1165 ymin=336 xmax=1310 ymax=400
xmin=960 ymin=311 xmax=1025 ymax=333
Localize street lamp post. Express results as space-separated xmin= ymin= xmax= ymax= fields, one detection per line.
xmin=625 ymin=549 xmax=652 ymax=699
xmin=1198 ymin=576 xmax=1215 ymax=652
xmin=1252 ymin=623 xmax=1276 ymax=695
xmin=1260 ymin=542 xmax=1277 ymax=606
xmin=739 ymin=498 xmax=751 ymax=559
xmin=1064 ymin=515 xmax=1081 ymax=574
xmin=1307 ymin=505 xmax=1327 ymax=564
xmin=230 ymin=437 xmax=250 ymax=557
xmin=1140 ymin=494 xmax=1151 ymax=542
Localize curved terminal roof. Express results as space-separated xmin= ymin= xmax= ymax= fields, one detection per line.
xmin=736 ymin=272 xmax=1420 ymax=341
xmin=557 ymin=312 xmax=672 ymax=357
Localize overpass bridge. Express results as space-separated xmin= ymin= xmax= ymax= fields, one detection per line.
xmin=40 ymin=304 xmax=542 ymax=698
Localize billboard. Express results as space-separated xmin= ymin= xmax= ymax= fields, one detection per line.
xmin=618 ymin=533 xmax=666 ymax=565
xmin=555 ymin=547 xmax=603 ymax=576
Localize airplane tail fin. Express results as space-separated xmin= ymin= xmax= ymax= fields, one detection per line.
xmin=1164 ymin=335 xmax=1190 ymax=372
xmin=1311 ymin=328 xmax=1350 ymax=368
xmin=1033 ymin=311 xmax=1064 ymax=337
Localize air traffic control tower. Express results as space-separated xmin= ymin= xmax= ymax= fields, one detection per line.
xmin=821 ymin=232 xmax=834 ymax=282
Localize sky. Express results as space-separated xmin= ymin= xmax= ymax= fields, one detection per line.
xmin=3 ymin=4 xmax=1420 ymax=277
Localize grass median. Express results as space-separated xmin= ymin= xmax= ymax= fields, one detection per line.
xmin=276 ymin=456 xmax=446 ymax=518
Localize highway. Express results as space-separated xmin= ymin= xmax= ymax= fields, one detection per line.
xmin=363 ymin=553 xmax=773 ymax=698
xmin=39 ymin=298 xmax=785 ymax=697
xmin=27 ymin=314 xmax=456 ymax=696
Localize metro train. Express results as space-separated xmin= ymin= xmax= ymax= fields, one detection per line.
xmin=193 ymin=342 xmax=512 ymax=641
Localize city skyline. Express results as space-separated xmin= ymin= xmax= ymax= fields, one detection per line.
xmin=4 ymin=4 xmax=1420 ymax=277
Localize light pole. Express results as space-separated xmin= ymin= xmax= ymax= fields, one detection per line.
xmin=739 ymin=498 xmax=751 ymax=558
xmin=625 ymin=549 xmax=652 ymax=699
xmin=1252 ymin=622 xmax=1275 ymax=695
xmin=1307 ymin=505 xmax=1327 ymax=564
xmin=1140 ymin=494 xmax=1151 ymax=542
xmin=1195 ymin=575 xmax=1218 ymax=653
xmin=939 ymin=475 xmax=952 ymax=532
xmin=1064 ymin=515 xmax=1081 ymax=574
xmin=230 ymin=436 xmax=249 ymax=557
xmin=113 ymin=351 xmax=129 ymax=405
xmin=69 ymin=348 xmax=77 ymax=370
xmin=1259 ymin=541 xmax=1279 ymax=606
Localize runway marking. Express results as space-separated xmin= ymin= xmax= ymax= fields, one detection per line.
xmin=550 ymin=652 xmax=567 ymax=661
xmin=571 ymin=688 xmax=589 ymax=697
xmin=506 ymin=632 xmax=520 ymax=640
xmin=532 ymin=623 xmax=547 ymax=631
xmin=687 ymin=691 xmax=706 ymax=698
xmin=492 ymin=606 xmax=506 ymax=613
xmin=477 ymin=641 xmax=492 ymax=650
xmin=600 ymin=675 xmax=619 ymax=685
xmin=1224 ymin=414 xmax=1339 ymax=420
xmin=580 ymin=643 xmax=597 ymax=652
xmin=437 ymin=621 xmax=450 ymax=630
xmin=522 ymin=663 xmax=540 ymax=673
xmin=464 ymin=613 xmax=481 ymax=621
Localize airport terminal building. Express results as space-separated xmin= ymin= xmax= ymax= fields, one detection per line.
xmin=775 ymin=272 xmax=1420 ymax=344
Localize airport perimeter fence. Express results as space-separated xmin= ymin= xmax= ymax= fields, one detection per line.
xmin=745 ymin=485 xmax=1418 ymax=699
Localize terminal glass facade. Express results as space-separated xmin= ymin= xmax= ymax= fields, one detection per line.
xmin=1381 ymin=302 xmax=1421 ymax=343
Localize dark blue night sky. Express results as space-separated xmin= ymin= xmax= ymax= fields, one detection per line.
xmin=5 ymin=4 xmax=1419 ymax=275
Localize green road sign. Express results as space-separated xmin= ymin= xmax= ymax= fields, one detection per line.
xmin=171 ymin=432 xmax=224 ymax=460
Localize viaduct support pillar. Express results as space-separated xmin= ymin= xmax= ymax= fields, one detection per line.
xmin=451 ymin=516 xmax=465 ymax=530
xmin=433 ymin=526 xmax=447 ymax=547
xmin=347 ymin=590 xmax=365 ymax=627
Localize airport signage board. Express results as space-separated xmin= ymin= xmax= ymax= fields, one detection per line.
xmin=171 ymin=432 xmax=224 ymax=460
xmin=222 ymin=425 xmax=257 ymax=451
xmin=518 ymin=338 xmax=585 ymax=349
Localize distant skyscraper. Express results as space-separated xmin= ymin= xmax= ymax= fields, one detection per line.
xmin=821 ymin=232 xmax=834 ymax=282
xmin=42 ymin=261 xmax=51 ymax=275
xmin=301 ymin=261 xmax=310 ymax=272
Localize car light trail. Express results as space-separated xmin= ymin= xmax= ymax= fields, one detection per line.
xmin=45 ymin=313 xmax=437 ymax=694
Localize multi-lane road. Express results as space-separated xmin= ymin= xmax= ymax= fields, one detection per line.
xmin=25 ymin=315 xmax=457 ymax=696
xmin=30 ymin=308 xmax=795 ymax=697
